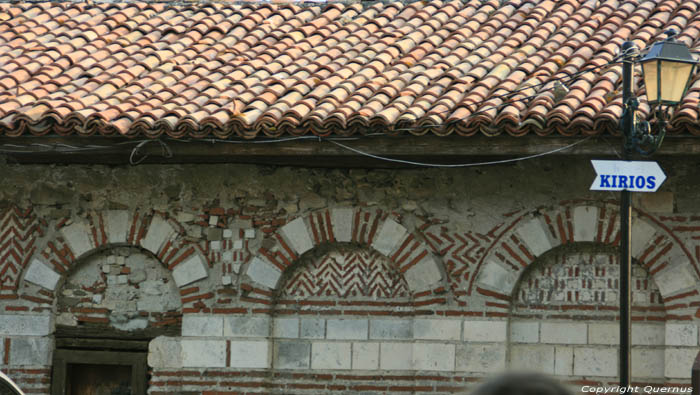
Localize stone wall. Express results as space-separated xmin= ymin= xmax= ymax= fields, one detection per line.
xmin=1 ymin=157 xmax=699 ymax=394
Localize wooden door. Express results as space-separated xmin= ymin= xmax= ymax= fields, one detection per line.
xmin=66 ymin=363 xmax=132 ymax=395
xmin=52 ymin=350 xmax=146 ymax=395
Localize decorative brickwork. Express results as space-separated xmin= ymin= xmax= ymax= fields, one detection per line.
xmin=2 ymin=163 xmax=700 ymax=392
xmin=513 ymin=250 xmax=664 ymax=320
xmin=0 ymin=206 xmax=43 ymax=296
xmin=474 ymin=204 xmax=700 ymax=319
xmin=245 ymin=208 xmax=444 ymax=299
xmin=283 ymin=248 xmax=410 ymax=300
xmin=421 ymin=227 xmax=490 ymax=304
xmin=19 ymin=210 xmax=212 ymax=310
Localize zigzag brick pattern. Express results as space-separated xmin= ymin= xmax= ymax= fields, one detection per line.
xmin=423 ymin=228 xmax=489 ymax=302
xmin=283 ymin=249 xmax=409 ymax=299
xmin=0 ymin=206 xmax=42 ymax=294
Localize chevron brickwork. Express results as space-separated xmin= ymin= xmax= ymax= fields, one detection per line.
xmin=0 ymin=206 xmax=43 ymax=296
xmin=283 ymin=249 xmax=410 ymax=300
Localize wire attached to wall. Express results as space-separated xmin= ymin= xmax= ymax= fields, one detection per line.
xmin=324 ymin=135 xmax=593 ymax=168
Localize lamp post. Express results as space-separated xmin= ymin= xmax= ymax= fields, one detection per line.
xmin=618 ymin=30 xmax=697 ymax=387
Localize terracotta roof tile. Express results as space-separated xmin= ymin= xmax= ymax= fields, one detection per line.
xmin=2 ymin=0 xmax=700 ymax=138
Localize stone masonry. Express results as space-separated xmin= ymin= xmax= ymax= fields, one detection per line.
xmin=1 ymin=157 xmax=700 ymax=394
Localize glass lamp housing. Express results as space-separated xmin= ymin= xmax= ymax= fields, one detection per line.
xmin=640 ymin=39 xmax=697 ymax=106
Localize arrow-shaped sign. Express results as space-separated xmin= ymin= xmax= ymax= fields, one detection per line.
xmin=590 ymin=160 xmax=666 ymax=192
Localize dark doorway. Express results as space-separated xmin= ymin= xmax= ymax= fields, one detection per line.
xmin=52 ymin=348 xmax=146 ymax=395
xmin=66 ymin=363 xmax=132 ymax=395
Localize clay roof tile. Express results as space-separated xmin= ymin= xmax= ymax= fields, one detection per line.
xmin=1 ymin=1 xmax=700 ymax=138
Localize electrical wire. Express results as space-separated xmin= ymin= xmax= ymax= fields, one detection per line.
xmin=325 ymin=135 xmax=593 ymax=168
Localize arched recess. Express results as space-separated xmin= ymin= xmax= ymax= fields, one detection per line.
xmin=20 ymin=210 xmax=214 ymax=311
xmin=243 ymin=208 xmax=447 ymax=301
xmin=473 ymin=203 xmax=700 ymax=318
xmin=239 ymin=208 xmax=450 ymax=375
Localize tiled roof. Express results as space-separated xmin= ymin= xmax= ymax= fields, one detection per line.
xmin=1 ymin=0 xmax=700 ymax=139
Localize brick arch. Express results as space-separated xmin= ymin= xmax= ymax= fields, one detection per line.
xmin=473 ymin=203 xmax=700 ymax=317
xmin=243 ymin=208 xmax=445 ymax=296
xmin=20 ymin=210 xmax=212 ymax=306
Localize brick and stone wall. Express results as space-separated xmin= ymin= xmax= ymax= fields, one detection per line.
xmin=1 ymin=157 xmax=700 ymax=394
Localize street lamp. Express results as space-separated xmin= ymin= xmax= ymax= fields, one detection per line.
xmin=619 ymin=30 xmax=697 ymax=387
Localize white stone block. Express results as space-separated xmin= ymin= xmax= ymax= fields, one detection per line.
xmin=379 ymin=342 xmax=412 ymax=370
xmin=516 ymin=218 xmax=553 ymax=256
xmin=246 ymin=256 xmax=282 ymax=289
xmin=273 ymin=318 xmax=299 ymax=338
xmin=244 ymin=229 xmax=255 ymax=239
xmin=311 ymin=341 xmax=351 ymax=370
xmin=60 ymin=222 xmax=95 ymax=258
xmin=23 ymin=259 xmax=60 ymax=291
xmin=280 ymin=217 xmax=313 ymax=255
xmin=148 ymin=336 xmax=182 ymax=368
xmin=510 ymin=321 xmax=539 ymax=343
xmin=369 ymin=319 xmax=411 ymax=340
xmin=224 ymin=316 xmax=270 ymax=337
xmin=655 ymin=263 xmax=697 ymax=297
xmin=352 ymin=342 xmax=379 ymax=370
xmin=554 ymin=346 xmax=573 ymax=376
xmin=182 ymin=315 xmax=223 ymax=337
xmin=632 ymin=324 xmax=665 ymax=346
xmin=181 ymin=339 xmax=226 ymax=367
xmin=413 ymin=319 xmax=461 ymax=341
xmin=209 ymin=216 xmax=218 ymax=226
xmin=463 ymin=320 xmax=507 ymax=342
xmin=541 ymin=322 xmax=587 ymax=344
xmin=371 ymin=219 xmax=407 ymax=256
xmin=172 ymin=254 xmax=208 ymax=287
xmin=140 ymin=216 xmax=175 ymax=254
xmin=510 ymin=345 xmax=554 ymax=374
xmin=477 ymin=261 xmax=518 ymax=293
xmin=327 ymin=319 xmax=367 ymax=340
xmin=573 ymin=347 xmax=617 ymax=377
xmin=233 ymin=239 xmax=244 ymax=250
xmin=0 ymin=314 xmax=52 ymax=336
xmin=412 ymin=343 xmax=455 ymax=371
xmin=9 ymin=337 xmax=53 ymax=365
xmin=102 ymin=210 xmax=129 ymax=245
xmin=632 ymin=348 xmax=664 ymax=378
xmin=229 ymin=340 xmax=271 ymax=369
xmin=588 ymin=323 xmax=618 ymax=345
xmin=664 ymin=348 xmax=698 ymax=378
xmin=631 ymin=217 xmax=657 ymax=258
xmin=455 ymin=344 xmax=506 ymax=373
xmin=331 ymin=208 xmax=354 ymax=243
xmin=666 ymin=323 xmax=698 ymax=346
xmin=573 ymin=206 xmax=598 ymax=242
xmin=300 ymin=318 xmax=325 ymax=339
xmin=223 ymin=229 xmax=233 ymax=239
xmin=274 ymin=341 xmax=310 ymax=369
xmin=403 ymin=255 xmax=442 ymax=292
